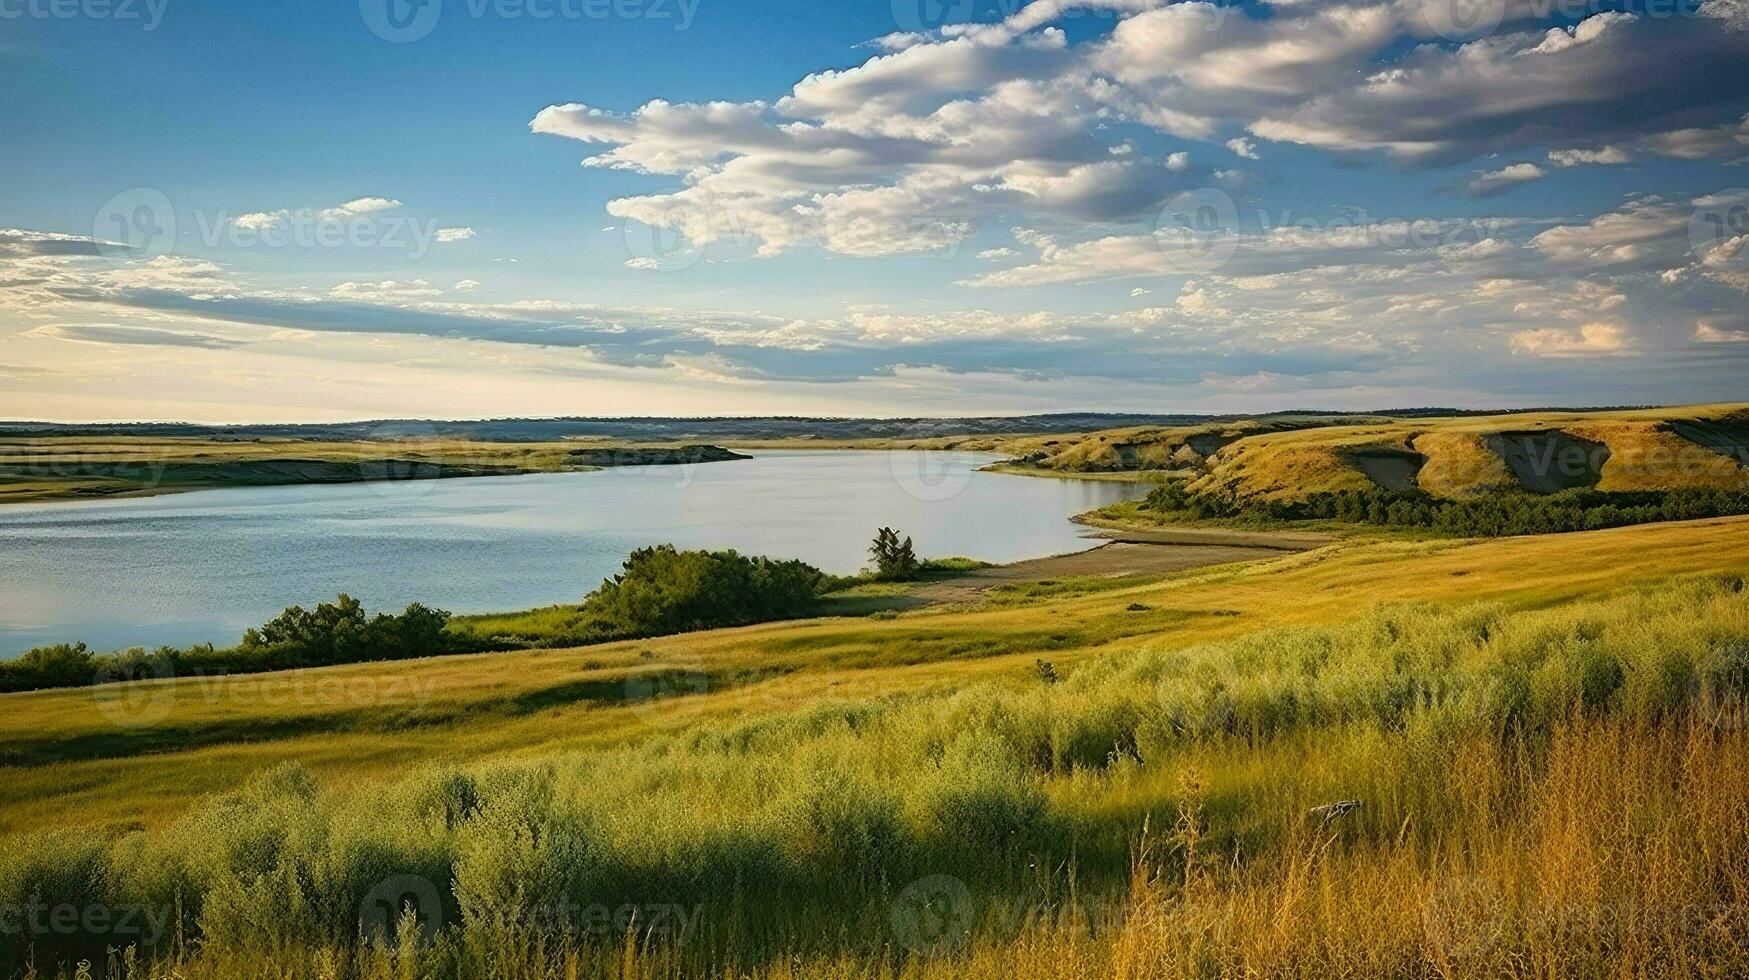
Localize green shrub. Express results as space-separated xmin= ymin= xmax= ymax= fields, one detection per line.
xmin=573 ymin=546 xmax=827 ymax=642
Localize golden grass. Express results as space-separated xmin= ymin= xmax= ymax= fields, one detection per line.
xmin=4 ymin=516 xmax=1749 ymax=836
xmin=1165 ymin=404 xmax=1749 ymax=503
xmin=17 ymin=584 xmax=1749 ymax=979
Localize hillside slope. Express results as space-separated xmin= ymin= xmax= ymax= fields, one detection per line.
xmin=1016 ymin=404 xmax=1749 ymax=503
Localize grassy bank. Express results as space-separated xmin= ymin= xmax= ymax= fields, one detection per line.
xmin=0 ymin=438 xmax=747 ymax=503
xmin=4 ymin=568 xmax=1748 ymax=978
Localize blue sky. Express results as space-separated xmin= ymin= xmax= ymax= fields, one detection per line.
xmin=3 ymin=0 xmax=1748 ymax=420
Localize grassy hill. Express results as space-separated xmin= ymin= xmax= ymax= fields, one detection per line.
xmin=1009 ymin=404 xmax=1749 ymax=504
xmin=3 ymin=517 xmax=1749 ymax=977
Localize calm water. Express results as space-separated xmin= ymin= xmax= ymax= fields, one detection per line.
xmin=0 ymin=451 xmax=1145 ymax=655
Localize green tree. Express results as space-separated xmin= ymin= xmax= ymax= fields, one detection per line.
xmin=577 ymin=545 xmax=826 ymax=641
xmin=869 ymin=527 xmax=921 ymax=581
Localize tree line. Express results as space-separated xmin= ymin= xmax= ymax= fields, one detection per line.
xmin=1 ymin=528 xmax=948 ymax=694
xmin=1145 ymin=482 xmax=1749 ymax=537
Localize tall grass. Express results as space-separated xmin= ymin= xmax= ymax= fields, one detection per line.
xmin=5 ymin=577 xmax=1749 ymax=978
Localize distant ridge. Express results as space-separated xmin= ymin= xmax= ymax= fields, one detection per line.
xmin=0 ymin=407 xmax=1669 ymax=441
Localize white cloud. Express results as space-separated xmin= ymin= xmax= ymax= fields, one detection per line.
xmin=434 ymin=227 xmax=476 ymax=243
xmin=454 ymin=279 xmax=481 ymax=292
xmin=329 ymin=279 xmax=442 ymax=300
xmin=234 ymin=197 xmax=404 ymax=230
xmin=624 ymin=257 xmax=661 ymax=270
xmin=1464 ymin=162 xmax=1546 ymax=197
xmin=977 ymin=247 xmax=1018 ymax=260
xmin=1548 ymin=146 xmax=1631 ymax=167
xmin=320 ymin=197 xmax=402 ymax=220
xmin=1509 ymin=322 xmax=1632 ymax=356
xmin=1130 ymin=287 xmax=1151 ymax=297
xmin=1695 ymin=320 xmax=1749 ymax=343
xmin=1644 ymin=112 xmax=1749 ymax=162
xmin=1225 ymin=137 xmax=1260 ymax=160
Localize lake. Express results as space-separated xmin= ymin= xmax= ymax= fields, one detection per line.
xmin=0 ymin=450 xmax=1146 ymax=655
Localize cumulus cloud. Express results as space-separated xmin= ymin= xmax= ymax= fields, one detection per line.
xmin=1463 ymin=162 xmax=1546 ymax=197
xmin=1696 ymin=320 xmax=1749 ymax=343
xmin=1548 ymin=146 xmax=1631 ymax=167
xmin=1250 ymin=10 xmax=1749 ymax=164
xmin=434 ymin=227 xmax=476 ymax=243
xmin=528 ymin=0 xmax=1749 ymax=266
xmin=1644 ymin=112 xmax=1749 ymax=162
xmin=1509 ymin=322 xmax=1632 ymax=357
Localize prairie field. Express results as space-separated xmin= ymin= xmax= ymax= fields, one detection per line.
xmin=3 ymin=517 xmax=1749 ymax=978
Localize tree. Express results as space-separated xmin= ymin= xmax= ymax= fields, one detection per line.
xmin=576 ymin=545 xmax=826 ymax=641
xmin=869 ymin=527 xmax=921 ymax=581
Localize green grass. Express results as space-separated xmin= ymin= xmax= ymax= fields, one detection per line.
xmin=5 ymin=518 xmax=1749 ymax=977
xmin=0 ymin=437 xmax=743 ymax=503
xmin=6 ymin=572 xmax=1749 ymax=978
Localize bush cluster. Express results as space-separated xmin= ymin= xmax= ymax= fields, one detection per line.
xmin=0 ymin=596 xmax=453 ymax=695
xmin=570 ymin=545 xmax=827 ymax=642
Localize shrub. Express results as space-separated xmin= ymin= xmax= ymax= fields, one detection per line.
xmin=0 ymin=599 xmax=453 ymax=695
xmin=573 ymin=545 xmax=827 ymax=642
